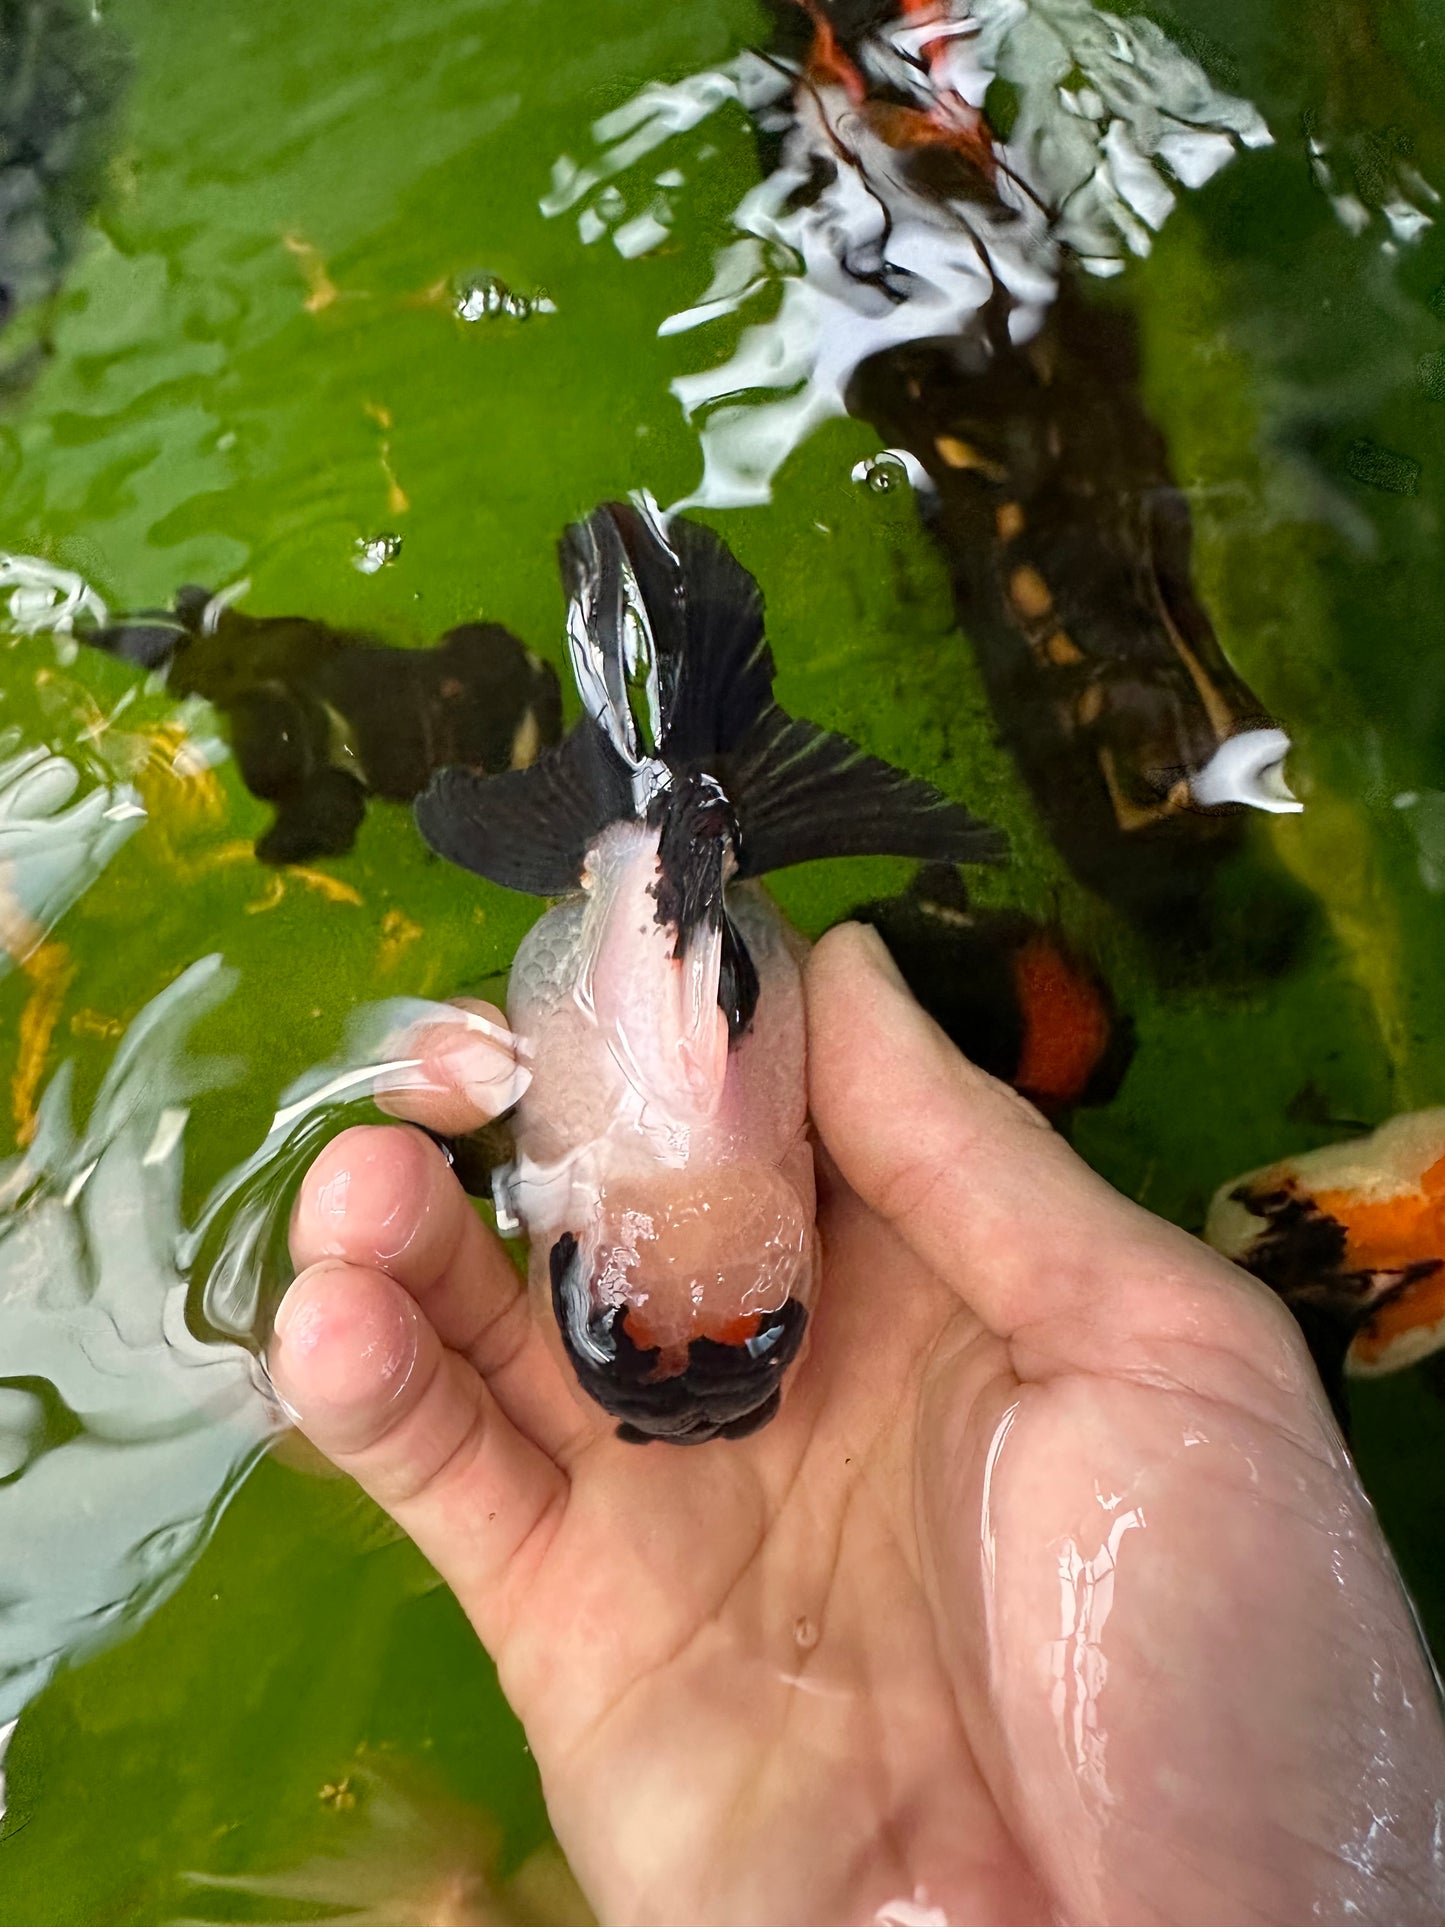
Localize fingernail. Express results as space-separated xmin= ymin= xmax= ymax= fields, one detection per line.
xmin=438 ymin=1035 xmax=532 ymax=1113
xmin=272 ymin=1276 xmax=311 ymax=1344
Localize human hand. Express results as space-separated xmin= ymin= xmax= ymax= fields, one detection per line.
xmin=268 ymin=925 xmax=1445 ymax=1927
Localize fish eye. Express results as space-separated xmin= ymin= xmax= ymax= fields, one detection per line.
xmin=547 ymin=1231 xmax=809 ymax=1445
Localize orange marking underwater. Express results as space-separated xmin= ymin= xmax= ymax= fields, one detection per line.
xmin=12 ymin=939 xmax=75 ymax=1147
xmin=1010 ymin=935 xmax=1110 ymax=1107
xmin=1315 ymin=1152 xmax=1445 ymax=1275
xmin=798 ymin=0 xmax=866 ymax=102
xmin=1353 ymin=1267 xmax=1445 ymax=1368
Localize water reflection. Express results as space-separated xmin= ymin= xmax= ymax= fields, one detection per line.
xmin=546 ymin=2 xmax=1312 ymax=943
xmin=0 ymin=956 xmax=276 ymax=1725
xmin=548 ymin=0 xmax=1271 ymax=508
xmin=0 ymin=881 xmax=486 ymax=1726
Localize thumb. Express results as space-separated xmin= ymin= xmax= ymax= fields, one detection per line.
xmin=806 ymin=924 xmax=1309 ymax=1397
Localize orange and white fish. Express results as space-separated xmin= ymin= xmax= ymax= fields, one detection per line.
xmin=417 ymin=497 xmax=1003 ymax=1442
xmin=1206 ymin=1110 xmax=1445 ymax=1422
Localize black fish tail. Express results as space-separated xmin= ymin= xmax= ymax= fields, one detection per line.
xmin=416 ymin=497 xmax=1004 ymax=893
xmin=726 ymin=712 xmax=1006 ymax=875
xmin=559 ymin=495 xmax=778 ymax=768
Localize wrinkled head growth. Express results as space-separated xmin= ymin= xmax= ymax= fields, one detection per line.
xmin=548 ymin=1161 xmax=814 ymax=1443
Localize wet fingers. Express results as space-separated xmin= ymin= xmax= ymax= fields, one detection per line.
xmin=376 ymin=996 xmax=529 ymax=1135
xmin=292 ymin=1124 xmax=595 ymax=1459
xmin=268 ymin=1261 xmax=568 ymax=1649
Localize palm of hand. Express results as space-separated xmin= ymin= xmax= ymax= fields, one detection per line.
xmin=269 ymin=929 xmax=1445 ymax=1927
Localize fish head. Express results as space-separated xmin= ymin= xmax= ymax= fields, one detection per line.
xmin=545 ymin=1156 xmax=816 ymax=1443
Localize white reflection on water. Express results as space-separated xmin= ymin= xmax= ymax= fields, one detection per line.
xmin=545 ymin=0 xmax=1272 ymax=509
xmin=0 ymin=956 xmax=280 ymax=1723
xmin=0 ymin=729 xmax=144 ymax=978
xmin=0 ymin=909 xmax=504 ymax=1723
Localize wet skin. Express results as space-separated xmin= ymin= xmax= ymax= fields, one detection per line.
xmin=269 ymin=925 xmax=1445 ymax=1927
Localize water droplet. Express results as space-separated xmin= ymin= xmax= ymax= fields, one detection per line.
xmin=455 ymin=274 xmax=557 ymax=323
xmin=352 ymin=533 xmax=402 ymax=575
xmin=850 ymin=449 xmax=932 ymax=496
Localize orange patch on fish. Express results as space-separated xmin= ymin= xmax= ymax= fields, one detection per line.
xmin=1314 ymin=1152 xmax=1445 ymax=1275
xmin=1008 ymin=563 xmax=1054 ymax=622
xmin=1353 ymin=1267 xmax=1445 ymax=1371
xmin=1009 ymin=934 xmax=1110 ymax=1107
xmin=626 ymin=1303 xmax=762 ymax=1356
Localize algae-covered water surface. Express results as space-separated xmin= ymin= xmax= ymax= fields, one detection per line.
xmin=2 ymin=0 xmax=1444 ymax=1917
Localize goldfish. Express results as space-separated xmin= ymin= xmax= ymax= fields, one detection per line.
xmin=91 ymin=592 xmax=562 ymax=864
xmin=848 ymin=864 xmax=1131 ymax=1122
xmin=416 ymin=497 xmax=1003 ymax=1442
xmin=1206 ymin=1110 xmax=1445 ymax=1425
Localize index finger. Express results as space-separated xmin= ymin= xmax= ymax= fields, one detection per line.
xmin=377 ymin=996 xmax=530 ymax=1136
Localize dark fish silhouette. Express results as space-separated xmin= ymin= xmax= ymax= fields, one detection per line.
xmin=747 ymin=1 xmax=1300 ymax=940
xmin=848 ymin=864 xmax=1132 ymax=1124
xmin=417 ymin=498 xmax=1003 ymax=1444
xmin=90 ymin=592 xmax=563 ymax=864
xmin=849 ymin=283 xmax=1295 ymax=931
xmin=0 ymin=0 xmax=125 ymax=354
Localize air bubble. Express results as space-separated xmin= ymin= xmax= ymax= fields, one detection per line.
xmin=352 ymin=532 xmax=402 ymax=575
xmin=850 ymin=449 xmax=932 ymax=496
xmin=454 ymin=274 xmax=557 ymax=323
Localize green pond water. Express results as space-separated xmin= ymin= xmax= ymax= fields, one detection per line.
xmin=2 ymin=0 xmax=1445 ymax=1918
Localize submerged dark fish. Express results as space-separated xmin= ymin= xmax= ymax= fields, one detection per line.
xmin=417 ymin=497 xmax=1003 ymax=1444
xmin=631 ymin=0 xmax=1299 ymax=942
xmin=848 ymin=863 xmax=1131 ymax=1122
xmin=91 ymin=592 xmax=563 ymax=864
xmin=757 ymin=1 xmax=1299 ymax=928
xmin=0 ymin=0 xmax=125 ymax=351
xmin=1206 ymin=1113 xmax=1445 ymax=1429
xmin=849 ymin=280 xmax=1297 ymax=931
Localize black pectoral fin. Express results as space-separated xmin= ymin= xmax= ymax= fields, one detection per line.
xmin=422 ymin=1115 xmax=517 ymax=1201
xmin=415 ymin=722 xmax=632 ymax=896
xmin=728 ymin=710 xmax=1007 ymax=878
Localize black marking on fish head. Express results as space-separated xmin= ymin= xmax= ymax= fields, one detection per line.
xmin=548 ymin=1231 xmax=807 ymax=1445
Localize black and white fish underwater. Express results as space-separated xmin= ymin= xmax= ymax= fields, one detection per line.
xmin=416 ymin=495 xmax=1003 ymax=1443
xmin=88 ymin=589 xmax=563 ymax=865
